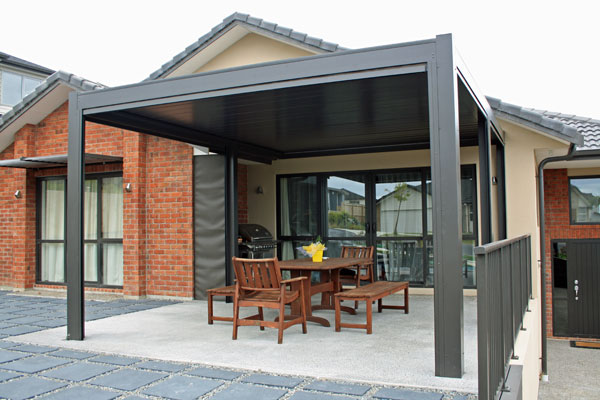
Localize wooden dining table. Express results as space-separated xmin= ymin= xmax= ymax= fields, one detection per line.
xmin=279 ymin=257 xmax=366 ymax=327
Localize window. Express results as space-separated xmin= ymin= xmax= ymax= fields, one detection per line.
xmin=37 ymin=174 xmax=123 ymax=286
xmin=1 ymin=71 xmax=42 ymax=106
xmin=569 ymin=177 xmax=600 ymax=224
xmin=277 ymin=166 xmax=478 ymax=288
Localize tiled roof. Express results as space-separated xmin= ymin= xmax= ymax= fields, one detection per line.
xmin=528 ymin=110 xmax=600 ymax=151
xmin=0 ymin=71 xmax=104 ymax=130
xmin=146 ymin=12 xmax=345 ymax=81
xmin=0 ymin=51 xmax=54 ymax=75
xmin=486 ymin=96 xmax=583 ymax=147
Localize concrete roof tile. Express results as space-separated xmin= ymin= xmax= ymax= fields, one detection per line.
xmin=144 ymin=13 xmax=344 ymax=81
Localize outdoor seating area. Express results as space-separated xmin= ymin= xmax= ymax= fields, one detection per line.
xmin=208 ymin=250 xmax=410 ymax=343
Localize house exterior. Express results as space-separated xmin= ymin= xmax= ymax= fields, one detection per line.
xmin=0 ymin=12 xmax=597 ymax=398
xmin=0 ymin=52 xmax=53 ymax=116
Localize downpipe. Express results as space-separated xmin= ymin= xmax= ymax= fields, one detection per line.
xmin=537 ymin=144 xmax=576 ymax=379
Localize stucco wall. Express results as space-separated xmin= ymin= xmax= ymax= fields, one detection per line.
xmin=196 ymin=33 xmax=315 ymax=74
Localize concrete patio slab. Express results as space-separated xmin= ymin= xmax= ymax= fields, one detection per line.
xmin=12 ymin=294 xmax=478 ymax=393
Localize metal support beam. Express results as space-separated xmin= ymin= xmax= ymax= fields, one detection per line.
xmin=478 ymin=114 xmax=492 ymax=244
xmin=66 ymin=91 xmax=85 ymax=340
xmin=225 ymin=147 xmax=238 ymax=287
xmin=428 ymin=34 xmax=464 ymax=378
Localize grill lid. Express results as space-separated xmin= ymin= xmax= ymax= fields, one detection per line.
xmin=238 ymin=224 xmax=273 ymax=242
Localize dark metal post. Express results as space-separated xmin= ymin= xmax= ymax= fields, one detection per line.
xmin=225 ymin=147 xmax=238 ymax=287
xmin=66 ymin=91 xmax=85 ymax=340
xmin=428 ymin=34 xmax=464 ymax=378
xmin=478 ymin=114 xmax=492 ymax=244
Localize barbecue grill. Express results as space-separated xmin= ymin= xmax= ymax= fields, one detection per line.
xmin=238 ymin=224 xmax=279 ymax=259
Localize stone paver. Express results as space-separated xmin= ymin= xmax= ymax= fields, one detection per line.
xmin=188 ymin=366 xmax=242 ymax=380
xmin=0 ymin=349 xmax=28 ymax=363
xmin=9 ymin=344 xmax=57 ymax=353
xmin=374 ymin=387 xmax=444 ymax=400
xmin=0 ymin=291 xmax=471 ymax=400
xmin=210 ymin=382 xmax=287 ymax=400
xmin=290 ymin=392 xmax=354 ymax=400
xmin=136 ymin=360 xmax=188 ymax=372
xmin=1 ymin=355 xmax=72 ymax=373
xmin=89 ymin=354 xmax=141 ymax=366
xmin=306 ymin=380 xmax=370 ymax=396
xmin=143 ymin=375 xmax=223 ymax=399
xmin=38 ymin=386 xmax=121 ymax=400
xmin=89 ymin=369 xmax=167 ymax=391
xmin=0 ymin=370 xmax=20 ymax=382
xmin=242 ymin=373 xmax=304 ymax=388
xmin=49 ymin=349 xmax=95 ymax=359
xmin=0 ymin=376 xmax=67 ymax=400
xmin=41 ymin=362 xmax=117 ymax=381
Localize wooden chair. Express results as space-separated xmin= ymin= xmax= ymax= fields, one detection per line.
xmin=339 ymin=245 xmax=375 ymax=309
xmin=232 ymin=257 xmax=307 ymax=344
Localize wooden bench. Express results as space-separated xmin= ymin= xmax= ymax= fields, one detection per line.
xmin=334 ymin=281 xmax=409 ymax=334
xmin=207 ymin=285 xmax=235 ymax=324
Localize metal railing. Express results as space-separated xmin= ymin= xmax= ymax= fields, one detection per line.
xmin=475 ymin=234 xmax=531 ymax=400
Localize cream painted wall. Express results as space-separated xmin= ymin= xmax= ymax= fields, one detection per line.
xmin=247 ymin=147 xmax=481 ymax=237
xmin=501 ymin=120 xmax=570 ymax=300
xmin=195 ymin=33 xmax=315 ymax=74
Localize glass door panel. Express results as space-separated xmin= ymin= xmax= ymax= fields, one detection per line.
xmin=326 ymin=175 xmax=366 ymax=238
xmin=377 ymin=240 xmax=424 ymax=283
xmin=375 ymin=171 xmax=423 ymax=237
xmin=279 ymin=176 xmax=318 ymax=237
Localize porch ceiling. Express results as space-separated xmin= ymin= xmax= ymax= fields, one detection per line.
xmin=82 ymin=45 xmax=482 ymax=162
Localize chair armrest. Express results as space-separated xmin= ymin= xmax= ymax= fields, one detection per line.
xmin=280 ymin=276 xmax=307 ymax=285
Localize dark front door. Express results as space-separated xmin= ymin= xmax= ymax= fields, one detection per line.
xmin=566 ymin=240 xmax=600 ymax=338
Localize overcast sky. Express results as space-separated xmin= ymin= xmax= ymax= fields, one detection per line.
xmin=3 ymin=0 xmax=598 ymax=119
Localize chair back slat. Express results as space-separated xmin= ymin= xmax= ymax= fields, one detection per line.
xmin=341 ymin=245 xmax=374 ymax=260
xmin=232 ymin=257 xmax=282 ymax=290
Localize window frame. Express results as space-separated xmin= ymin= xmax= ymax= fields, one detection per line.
xmin=276 ymin=165 xmax=478 ymax=288
xmin=568 ymin=175 xmax=600 ymax=225
xmin=36 ymin=172 xmax=124 ymax=288
xmin=0 ymin=70 xmax=43 ymax=106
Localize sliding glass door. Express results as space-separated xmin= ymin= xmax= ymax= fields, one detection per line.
xmin=277 ymin=166 xmax=478 ymax=287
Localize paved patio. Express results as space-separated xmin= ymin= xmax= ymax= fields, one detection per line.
xmin=4 ymin=292 xmax=477 ymax=399
xmin=0 ymin=291 xmax=478 ymax=399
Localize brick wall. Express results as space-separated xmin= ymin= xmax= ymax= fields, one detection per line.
xmin=143 ymin=136 xmax=194 ymax=298
xmin=543 ymin=168 xmax=600 ymax=337
xmin=0 ymin=144 xmax=15 ymax=287
xmin=0 ymin=99 xmax=197 ymax=298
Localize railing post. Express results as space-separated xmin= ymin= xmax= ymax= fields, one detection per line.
xmin=476 ymin=250 xmax=490 ymax=400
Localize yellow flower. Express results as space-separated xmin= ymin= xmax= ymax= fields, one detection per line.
xmin=302 ymin=242 xmax=326 ymax=256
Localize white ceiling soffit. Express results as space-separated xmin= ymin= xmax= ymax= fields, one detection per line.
xmin=0 ymin=84 xmax=72 ymax=154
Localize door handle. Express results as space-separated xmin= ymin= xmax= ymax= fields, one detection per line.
xmin=365 ymin=223 xmax=370 ymax=233
xmin=574 ymin=279 xmax=579 ymax=301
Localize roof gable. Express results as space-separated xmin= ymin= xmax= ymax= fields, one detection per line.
xmin=0 ymin=71 xmax=104 ymax=153
xmin=146 ymin=12 xmax=344 ymax=81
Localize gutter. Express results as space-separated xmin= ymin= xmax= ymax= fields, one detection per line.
xmin=537 ymin=145 xmax=600 ymax=378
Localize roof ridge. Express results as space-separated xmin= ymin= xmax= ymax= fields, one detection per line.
xmin=528 ymin=108 xmax=600 ymax=126
xmin=145 ymin=12 xmax=345 ymax=81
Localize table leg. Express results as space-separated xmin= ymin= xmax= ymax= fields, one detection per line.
xmin=290 ymin=270 xmax=331 ymax=327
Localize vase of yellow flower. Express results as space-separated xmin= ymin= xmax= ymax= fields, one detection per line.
xmin=298 ymin=236 xmax=327 ymax=262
